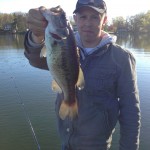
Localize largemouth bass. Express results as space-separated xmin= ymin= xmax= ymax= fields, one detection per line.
xmin=40 ymin=6 xmax=84 ymax=120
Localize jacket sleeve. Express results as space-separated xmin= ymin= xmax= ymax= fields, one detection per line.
xmin=24 ymin=30 xmax=49 ymax=70
xmin=117 ymin=51 xmax=141 ymax=150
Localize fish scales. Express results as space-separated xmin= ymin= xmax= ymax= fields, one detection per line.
xmin=40 ymin=6 xmax=84 ymax=120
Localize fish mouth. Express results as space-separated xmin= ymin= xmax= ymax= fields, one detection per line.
xmin=50 ymin=32 xmax=62 ymax=40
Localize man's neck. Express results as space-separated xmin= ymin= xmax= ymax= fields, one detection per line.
xmin=82 ymin=37 xmax=102 ymax=48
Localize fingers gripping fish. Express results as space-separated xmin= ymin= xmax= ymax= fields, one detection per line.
xmin=40 ymin=6 xmax=84 ymax=120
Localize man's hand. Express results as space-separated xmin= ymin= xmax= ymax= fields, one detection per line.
xmin=26 ymin=6 xmax=47 ymax=44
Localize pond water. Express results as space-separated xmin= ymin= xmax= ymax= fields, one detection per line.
xmin=0 ymin=33 xmax=150 ymax=150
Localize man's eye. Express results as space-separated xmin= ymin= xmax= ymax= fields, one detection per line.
xmin=80 ymin=16 xmax=86 ymax=19
xmin=92 ymin=16 xmax=99 ymax=19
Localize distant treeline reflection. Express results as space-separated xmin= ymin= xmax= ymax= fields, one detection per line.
xmin=0 ymin=33 xmax=150 ymax=52
xmin=116 ymin=33 xmax=150 ymax=51
xmin=0 ymin=34 xmax=24 ymax=49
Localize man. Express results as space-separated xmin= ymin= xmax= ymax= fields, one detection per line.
xmin=24 ymin=0 xmax=141 ymax=150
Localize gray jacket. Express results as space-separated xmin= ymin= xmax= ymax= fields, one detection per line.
xmin=24 ymin=31 xmax=141 ymax=150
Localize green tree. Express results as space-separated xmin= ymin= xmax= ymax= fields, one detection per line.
xmin=112 ymin=16 xmax=126 ymax=32
xmin=13 ymin=12 xmax=28 ymax=32
xmin=0 ymin=13 xmax=13 ymax=29
xmin=143 ymin=10 xmax=150 ymax=32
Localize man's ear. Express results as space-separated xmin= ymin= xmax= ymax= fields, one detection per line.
xmin=103 ymin=15 xmax=107 ymax=25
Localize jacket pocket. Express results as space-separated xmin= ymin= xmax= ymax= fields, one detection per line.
xmin=85 ymin=68 xmax=117 ymax=97
xmin=77 ymin=100 xmax=111 ymax=138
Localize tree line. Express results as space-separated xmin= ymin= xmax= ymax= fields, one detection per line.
xmin=105 ymin=10 xmax=150 ymax=34
xmin=0 ymin=10 xmax=150 ymax=34
xmin=0 ymin=12 xmax=28 ymax=33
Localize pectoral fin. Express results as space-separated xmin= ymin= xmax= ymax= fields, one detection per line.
xmin=76 ymin=67 xmax=85 ymax=90
xmin=51 ymin=80 xmax=62 ymax=93
xmin=40 ymin=46 xmax=46 ymax=58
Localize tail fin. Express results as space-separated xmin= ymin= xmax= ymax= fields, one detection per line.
xmin=59 ymin=99 xmax=78 ymax=120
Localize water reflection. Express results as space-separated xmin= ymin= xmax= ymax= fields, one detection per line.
xmin=0 ymin=34 xmax=24 ymax=49
xmin=0 ymin=33 xmax=150 ymax=52
xmin=0 ymin=34 xmax=61 ymax=150
xmin=116 ymin=33 xmax=150 ymax=52
xmin=0 ymin=33 xmax=150 ymax=150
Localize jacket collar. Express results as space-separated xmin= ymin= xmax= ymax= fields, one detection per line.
xmin=75 ymin=31 xmax=116 ymax=59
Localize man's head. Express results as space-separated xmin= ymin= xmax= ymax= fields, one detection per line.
xmin=73 ymin=0 xmax=107 ymax=14
xmin=73 ymin=0 xmax=107 ymax=48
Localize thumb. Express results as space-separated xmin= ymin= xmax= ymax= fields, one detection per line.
xmin=39 ymin=6 xmax=47 ymax=12
xmin=39 ymin=6 xmax=48 ymax=19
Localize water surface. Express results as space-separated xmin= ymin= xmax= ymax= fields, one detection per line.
xmin=0 ymin=33 xmax=150 ymax=150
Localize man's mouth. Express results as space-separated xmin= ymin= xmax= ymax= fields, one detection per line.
xmin=50 ymin=32 xmax=62 ymax=40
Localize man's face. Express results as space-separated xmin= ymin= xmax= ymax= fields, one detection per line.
xmin=74 ymin=7 xmax=107 ymax=47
